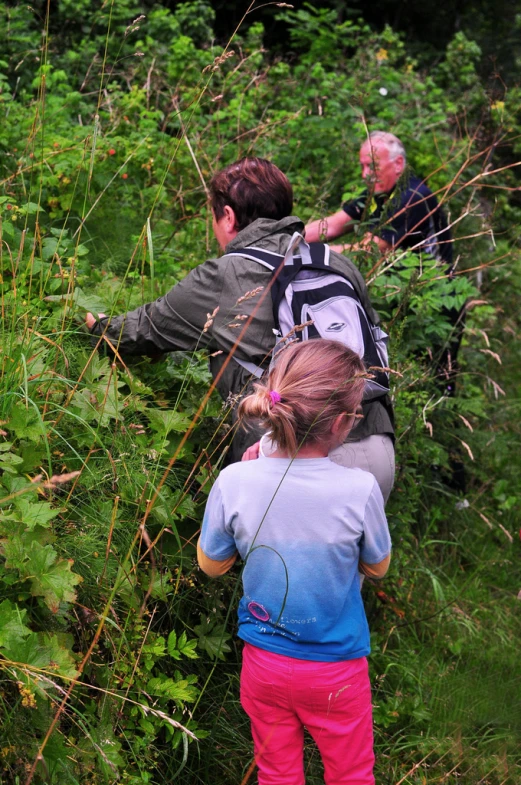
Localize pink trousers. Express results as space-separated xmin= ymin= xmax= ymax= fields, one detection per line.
xmin=240 ymin=643 xmax=375 ymax=785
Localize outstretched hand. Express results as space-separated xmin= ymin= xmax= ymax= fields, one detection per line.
xmin=85 ymin=312 xmax=106 ymax=330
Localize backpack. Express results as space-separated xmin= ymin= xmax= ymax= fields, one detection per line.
xmin=225 ymin=232 xmax=390 ymax=400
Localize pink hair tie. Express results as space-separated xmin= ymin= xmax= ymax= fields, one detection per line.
xmin=269 ymin=390 xmax=281 ymax=406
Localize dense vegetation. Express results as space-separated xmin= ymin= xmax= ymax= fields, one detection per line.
xmin=0 ymin=1 xmax=519 ymax=783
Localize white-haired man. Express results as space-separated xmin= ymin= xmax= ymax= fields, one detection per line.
xmin=306 ymin=131 xmax=453 ymax=267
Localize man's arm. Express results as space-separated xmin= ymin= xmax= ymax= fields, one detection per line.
xmin=330 ymin=232 xmax=392 ymax=255
xmin=87 ymin=257 xmax=224 ymax=356
xmin=305 ymin=210 xmax=354 ymax=243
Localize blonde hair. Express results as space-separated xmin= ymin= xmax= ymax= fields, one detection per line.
xmin=238 ymin=340 xmax=366 ymax=455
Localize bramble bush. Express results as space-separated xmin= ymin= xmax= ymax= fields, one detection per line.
xmin=0 ymin=2 xmax=519 ymax=783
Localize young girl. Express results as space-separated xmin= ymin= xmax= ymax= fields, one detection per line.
xmin=197 ymin=339 xmax=391 ymax=785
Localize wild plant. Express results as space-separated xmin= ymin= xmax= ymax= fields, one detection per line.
xmin=0 ymin=1 xmax=519 ymax=783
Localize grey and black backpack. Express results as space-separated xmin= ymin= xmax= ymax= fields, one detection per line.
xmin=226 ymin=232 xmax=390 ymax=400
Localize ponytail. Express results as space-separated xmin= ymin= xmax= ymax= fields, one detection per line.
xmin=238 ymin=339 xmax=366 ymax=455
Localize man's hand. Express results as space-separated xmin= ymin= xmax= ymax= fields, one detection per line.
xmin=85 ymin=312 xmax=107 ymax=330
xmin=305 ymin=210 xmax=353 ymax=243
xmin=241 ymin=441 xmax=260 ymax=461
xmin=330 ymin=243 xmax=350 ymax=254
xmin=330 ymin=232 xmax=392 ymax=255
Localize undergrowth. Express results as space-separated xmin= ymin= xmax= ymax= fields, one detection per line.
xmin=0 ymin=2 xmax=519 ymax=783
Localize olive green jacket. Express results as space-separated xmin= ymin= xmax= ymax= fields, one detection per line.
xmin=91 ymin=216 xmax=394 ymax=455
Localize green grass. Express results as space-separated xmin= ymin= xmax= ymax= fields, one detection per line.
xmin=0 ymin=2 xmax=520 ymax=783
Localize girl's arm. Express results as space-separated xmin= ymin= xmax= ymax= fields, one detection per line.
xmin=359 ymin=480 xmax=392 ymax=579
xmin=197 ymin=540 xmax=238 ymax=577
xmin=359 ymin=553 xmax=390 ymax=580
xmin=198 ymin=476 xmax=238 ymax=578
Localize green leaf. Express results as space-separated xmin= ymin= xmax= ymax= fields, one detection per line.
xmin=77 ymin=723 xmax=124 ymax=777
xmin=147 ymin=408 xmax=192 ymax=436
xmin=9 ymin=402 xmax=45 ymax=443
xmin=0 ymin=452 xmax=24 ymax=469
xmin=9 ymin=541 xmax=82 ymax=612
xmin=172 ymin=490 xmax=196 ymax=520
xmin=142 ymin=635 xmax=166 ymax=658
xmin=73 ymin=287 xmax=107 ymax=313
xmin=69 ymin=388 xmax=97 ymax=422
xmin=0 ymin=599 xmax=31 ymax=647
xmin=177 ymin=630 xmax=198 ymax=660
xmin=19 ymin=202 xmax=41 ymax=216
xmin=44 ymin=286 xmax=106 ymax=313
xmin=146 ymin=675 xmax=198 ymax=704
xmin=28 ymin=546 xmax=82 ymax=611
xmin=75 ymin=242 xmax=89 ymax=257
xmin=94 ymin=384 xmax=124 ymax=426
xmin=139 ymin=718 xmax=156 ymax=736
xmin=167 ymin=630 xmax=179 ymax=659
xmin=83 ymin=353 xmax=111 ymax=385
xmin=194 ymin=615 xmax=231 ymax=660
xmin=15 ymin=498 xmax=62 ymax=530
xmin=0 ymin=221 xmax=14 ymax=239
xmin=3 ymin=631 xmax=77 ymax=695
xmin=168 ymin=630 xmax=199 ymax=661
xmin=120 ymin=370 xmax=153 ymax=396
xmin=147 ymin=570 xmax=173 ymax=601
xmin=42 ymin=237 xmax=60 ymax=260
xmin=38 ymin=731 xmax=73 ymax=778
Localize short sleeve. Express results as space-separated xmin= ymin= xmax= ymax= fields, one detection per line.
xmin=199 ymin=479 xmax=238 ymax=561
xmin=342 ymin=195 xmax=366 ymax=221
xmin=359 ymin=480 xmax=391 ymax=564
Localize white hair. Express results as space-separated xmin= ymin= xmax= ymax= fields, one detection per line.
xmin=366 ymin=131 xmax=406 ymax=163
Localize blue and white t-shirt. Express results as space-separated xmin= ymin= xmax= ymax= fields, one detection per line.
xmin=199 ymin=456 xmax=391 ymax=662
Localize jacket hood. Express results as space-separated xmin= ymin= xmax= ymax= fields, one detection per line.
xmin=225 ymin=216 xmax=305 ymax=253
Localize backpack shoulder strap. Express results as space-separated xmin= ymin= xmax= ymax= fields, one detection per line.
xmin=225 ymin=235 xmax=341 ymax=331
xmin=233 ymin=356 xmax=265 ymax=379
xmin=225 ymin=240 xmax=330 ymax=269
xmin=300 ymin=242 xmax=330 ymax=267
xmin=223 ymin=246 xmax=283 ymax=271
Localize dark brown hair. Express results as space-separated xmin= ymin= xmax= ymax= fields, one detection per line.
xmin=210 ymin=157 xmax=293 ymax=231
xmin=238 ymin=339 xmax=366 ymax=455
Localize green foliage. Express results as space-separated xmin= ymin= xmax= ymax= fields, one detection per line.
xmin=194 ymin=613 xmax=232 ymax=660
xmin=0 ymin=1 xmax=519 ymax=783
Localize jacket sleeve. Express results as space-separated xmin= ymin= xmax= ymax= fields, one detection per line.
xmin=90 ymin=257 xmax=225 ymax=356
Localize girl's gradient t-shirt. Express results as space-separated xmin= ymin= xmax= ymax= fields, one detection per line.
xmin=199 ymin=456 xmax=391 ymax=662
